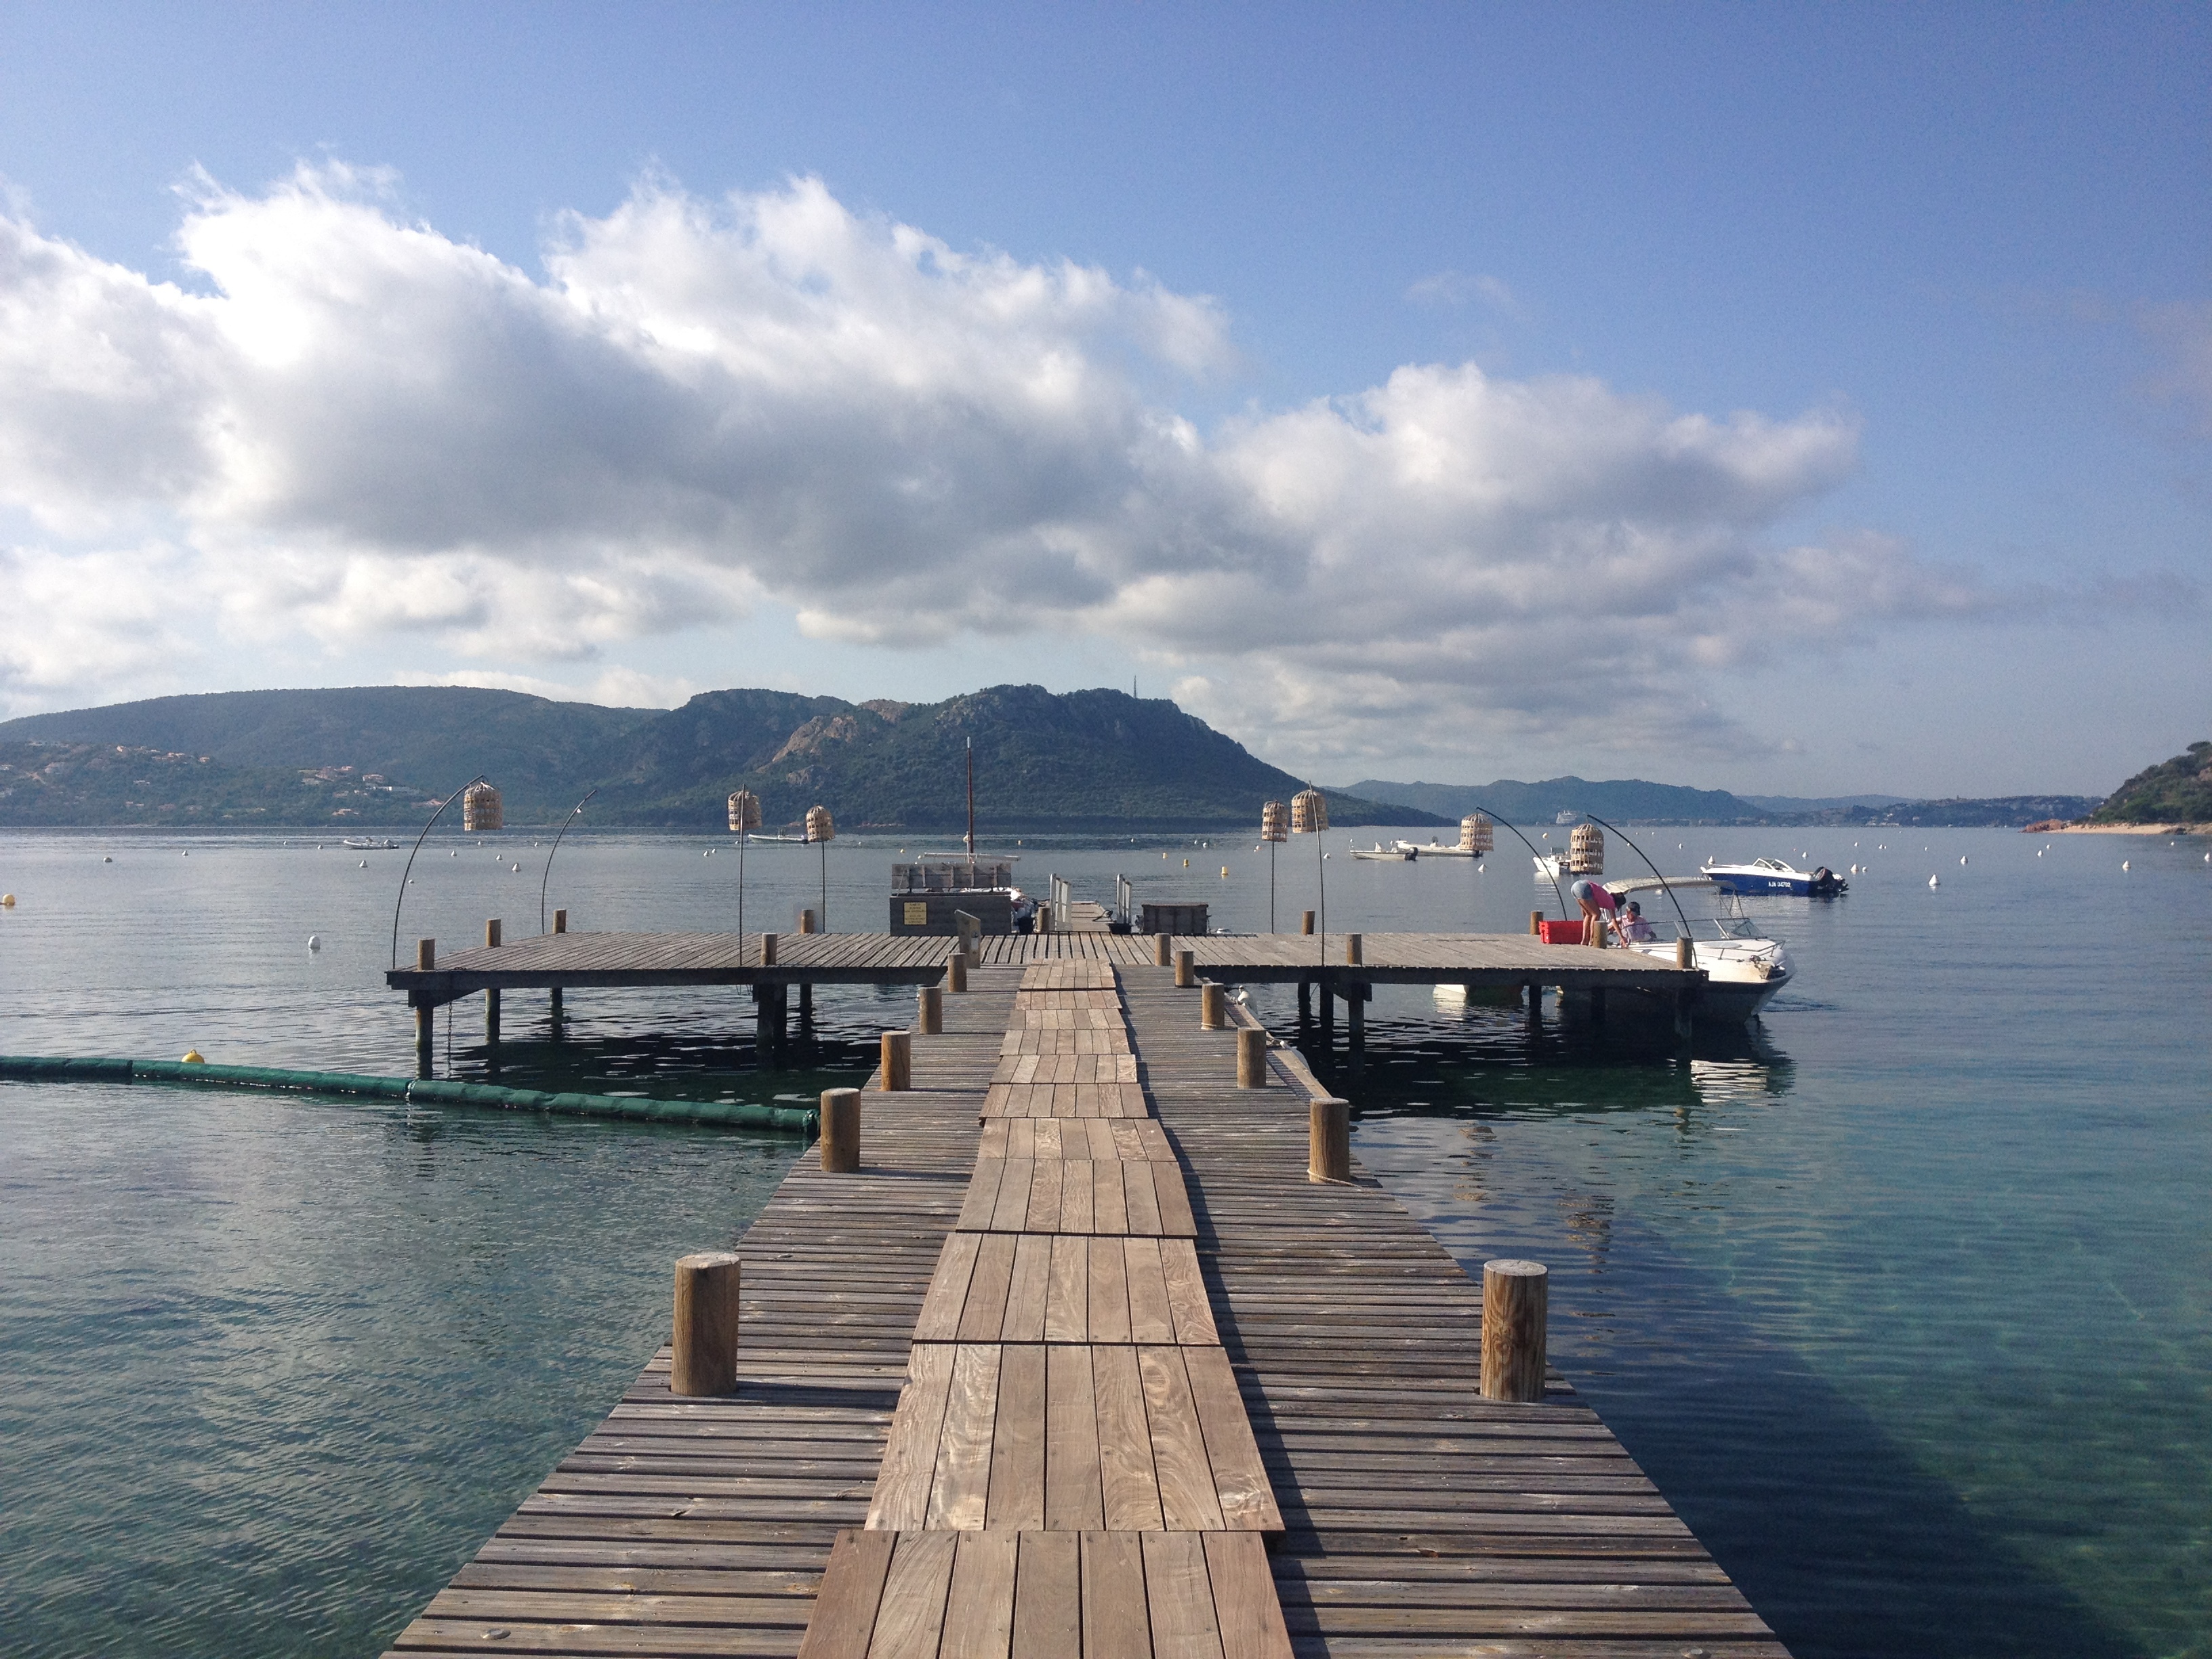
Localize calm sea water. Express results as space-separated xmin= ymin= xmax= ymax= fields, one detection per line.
xmin=1 ymin=823 xmax=2207 ymax=1656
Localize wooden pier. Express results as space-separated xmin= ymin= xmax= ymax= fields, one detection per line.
xmin=386 ymin=918 xmax=1705 ymax=1075
xmin=377 ymin=958 xmax=1785 ymax=1658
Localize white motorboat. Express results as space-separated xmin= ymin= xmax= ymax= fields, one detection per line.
xmin=1406 ymin=838 xmax=1479 ymax=858
xmin=1351 ymin=842 xmax=1416 ymax=861
xmin=1620 ymin=920 xmax=1793 ymax=1022
xmin=1702 ymin=857 xmax=1847 ymax=897
xmin=341 ymin=836 xmax=399 ymax=850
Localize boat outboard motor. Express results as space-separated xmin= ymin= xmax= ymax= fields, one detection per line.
xmin=1809 ymin=866 xmax=1848 ymax=896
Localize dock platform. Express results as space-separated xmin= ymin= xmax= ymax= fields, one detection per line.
xmin=378 ymin=960 xmax=1784 ymax=1657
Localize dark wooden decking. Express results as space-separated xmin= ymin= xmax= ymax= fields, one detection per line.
xmin=388 ymin=929 xmax=1699 ymax=1005
xmin=379 ymin=962 xmax=1784 ymax=1658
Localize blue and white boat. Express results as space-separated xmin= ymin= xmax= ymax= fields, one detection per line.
xmin=1701 ymin=857 xmax=1846 ymax=897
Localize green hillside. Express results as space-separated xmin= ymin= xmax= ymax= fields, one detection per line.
xmin=2089 ymin=741 xmax=2212 ymax=825
xmin=0 ymin=684 xmax=1427 ymax=830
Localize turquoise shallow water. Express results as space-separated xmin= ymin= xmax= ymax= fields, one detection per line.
xmin=1 ymin=824 xmax=2207 ymax=1656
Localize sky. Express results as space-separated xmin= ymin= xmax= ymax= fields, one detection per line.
xmin=0 ymin=3 xmax=2205 ymax=798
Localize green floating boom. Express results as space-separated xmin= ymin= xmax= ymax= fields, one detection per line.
xmin=0 ymin=1054 xmax=819 ymax=1136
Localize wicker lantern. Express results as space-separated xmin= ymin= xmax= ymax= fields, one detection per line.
xmin=1290 ymin=789 xmax=1328 ymax=835
xmin=1261 ymin=801 xmax=1288 ymax=843
xmin=462 ymin=781 xmax=504 ymax=832
xmin=1568 ymin=822 xmax=1605 ymax=875
xmin=727 ymin=789 xmax=761 ymax=834
xmin=804 ymin=804 xmax=835 ymax=933
xmin=1460 ymin=812 xmax=1494 ymax=855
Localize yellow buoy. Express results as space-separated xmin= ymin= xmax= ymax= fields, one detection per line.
xmin=1183 ymin=859 xmax=1189 ymax=868
xmin=182 ymin=1050 xmax=205 ymax=1064
xmin=1221 ymin=866 xmax=1229 ymax=877
xmin=0 ymin=893 xmax=14 ymax=907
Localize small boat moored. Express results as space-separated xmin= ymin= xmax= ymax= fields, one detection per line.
xmin=1702 ymin=857 xmax=1847 ymax=897
xmin=1351 ymin=842 xmax=1416 ymax=861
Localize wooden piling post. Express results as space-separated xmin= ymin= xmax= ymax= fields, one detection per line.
xmin=1037 ymin=903 xmax=1051 ymax=934
xmin=1675 ymin=935 xmax=1694 ymax=970
xmin=417 ymin=938 xmax=436 ymax=971
xmin=1302 ymin=909 xmax=1315 ymax=936
xmin=414 ymin=1002 xmax=434 ymax=1078
xmin=670 ymin=1252 xmax=743 ymax=1397
xmin=821 ymin=1088 xmax=861 ymax=1172
xmin=798 ymin=908 xmax=817 ymax=935
xmin=485 ymin=988 xmax=500 ymax=1044
xmin=1200 ymin=982 xmax=1225 ymax=1029
xmin=1309 ymin=1096 xmax=1350 ymax=1183
xmin=1530 ymin=910 xmax=1542 ymax=937
xmin=918 ymin=985 xmax=943 ymax=1034
xmin=1174 ymin=948 xmax=1195 ymax=988
xmin=1237 ymin=1027 xmax=1267 ymax=1088
xmin=553 ymin=908 xmax=567 ymax=935
xmin=1154 ymin=933 xmax=1172 ymax=967
xmin=1345 ymin=933 xmax=1362 ymax=966
xmin=550 ymin=986 xmax=563 ymax=1025
xmin=1297 ymin=979 xmax=1311 ymax=1025
xmin=761 ymin=933 xmax=778 ymax=966
xmin=1480 ymin=1259 xmax=1549 ymax=1403
xmin=880 ymin=1030 xmax=912 ymax=1091
xmin=947 ymin=953 xmax=968 ymax=993
xmin=798 ymin=981 xmax=814 ymax=1032
xmin=486 ymin=918 xmax=501 ymax=949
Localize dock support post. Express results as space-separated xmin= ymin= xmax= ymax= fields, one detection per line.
xmin=1481 ymin=1259 xmax=1550 ymax=1403
xmin=1237 ymin=1027 xmax=1267 ymax=1088
xmin=550 ymin=987 xmax=563 ymax=1029
xmin=1530 ymin=910 xmax=1542 ymax=937
xmin=414 ymin=1002 xmax=434 ymax=1078
xmin=670 ymin=1253 xmax=742 ymax=1397
xmin=485 ymin=989 xmax=500 ymax=1046
xmin=1297 ymin=978 xmax=1311 ymax=1026
xmin=1174 ymin=948 xmax=1195 ymax=988
xmin=821 ymin=1087 xmax=861 ymax=1172
xmin=918 ymin=984 xmax=943 ymax=1034
xmin=1200 ymin=981 xmax=1225 ymax=1028
xmin=1155 ymin=933 xmax=1172 ymax=967
xmin=880 ymin=1030 xmax=912 ymax=1092
xmin=947 ymin=953 xmax=968 ymax=994
xmin=1345 ymin=933 xmax=1362 ymax=966
xmin=761 ymin=932 xmax=778 ymax=966
xmin=798 ymin=981 xmax=814 ymax=1035
xmin=1347 ymin=990 xmax=1364 ymax=1072
xmin=1309 ymin=1096 xmax=1350 ymax=1182
xmin=754 ymin=985 xmax=774 ymax=1061
xmin=1302 ymin=909 xmax=1315 ymax=936
xmin=798 ymin=908 xmax=817 ymax=935
xmin=1318 ymin=977 xmax=1335 ymax=1054
xmin=553 ymin=908 xmax=567 ymax=935
xmin=1524 ymin=981 xmax=1542 ymax=1034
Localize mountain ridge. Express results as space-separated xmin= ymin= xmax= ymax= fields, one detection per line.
xmin=0 ymin=684 xmax=1434 ymax=830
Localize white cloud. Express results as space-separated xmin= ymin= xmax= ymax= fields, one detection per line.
xmin=0 ymin=163 xmax=2051 ymax=756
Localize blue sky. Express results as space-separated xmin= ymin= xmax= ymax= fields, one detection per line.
xmin=1 ymin=2 xmax=2205 ymax=796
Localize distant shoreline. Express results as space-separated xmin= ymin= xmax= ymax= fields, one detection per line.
xmin=2026 ymin=821 xmax=2207 ymax=835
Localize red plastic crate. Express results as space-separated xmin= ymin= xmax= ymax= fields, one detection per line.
xmin=1538 ymin=919 xmax=1584 ymax=945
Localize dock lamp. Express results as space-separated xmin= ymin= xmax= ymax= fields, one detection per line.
xmin=1261 ymin=800 xmax=1288 ymax=933
xmin=728 ymin=789 xmax=762 ymax=943
xmin=804 ymin=804 xmax=836 ymax=932
xmin=1290 ymin=788 xmax=1328 ymax=960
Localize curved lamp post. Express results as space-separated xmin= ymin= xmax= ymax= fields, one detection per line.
xmin=539 ymin=787 xmax=596 ymax=936
xmin=804 ymin=804 xmax=835 ymax=932
xmin=728 ymin=788 xmax=761 ymax=944
xmin=390 ymin=773 xmax=487 ymax=970
xmin=1261 ymin=800 xmax=1288 ymax=933
xmin=1290 ymin=787 xmax=1328 ymax=960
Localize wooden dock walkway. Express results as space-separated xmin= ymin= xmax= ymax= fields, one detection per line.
xmin=379 ymin=960 xmax=1785 ymax=1658
xmin=388 ymin=930 xmax=1698 ymax=1002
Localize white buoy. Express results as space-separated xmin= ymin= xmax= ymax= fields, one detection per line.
xmin=1961 ymin=855 xmax=1969 ymax=865
xmin=308 ymin=935 xmax=321 ymax=951
xmin=102 ymin=856 xmax=112 ymax=863
xmin=1929 ymin=874 xmax=1940 ymax=886
xmin=2122 ymin=861 xmax=2131 ymax=871
xmin=510 ymin=863 xmax=520 ymax=872
xmin=359 ymin=859 xmax=367 ymax=868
